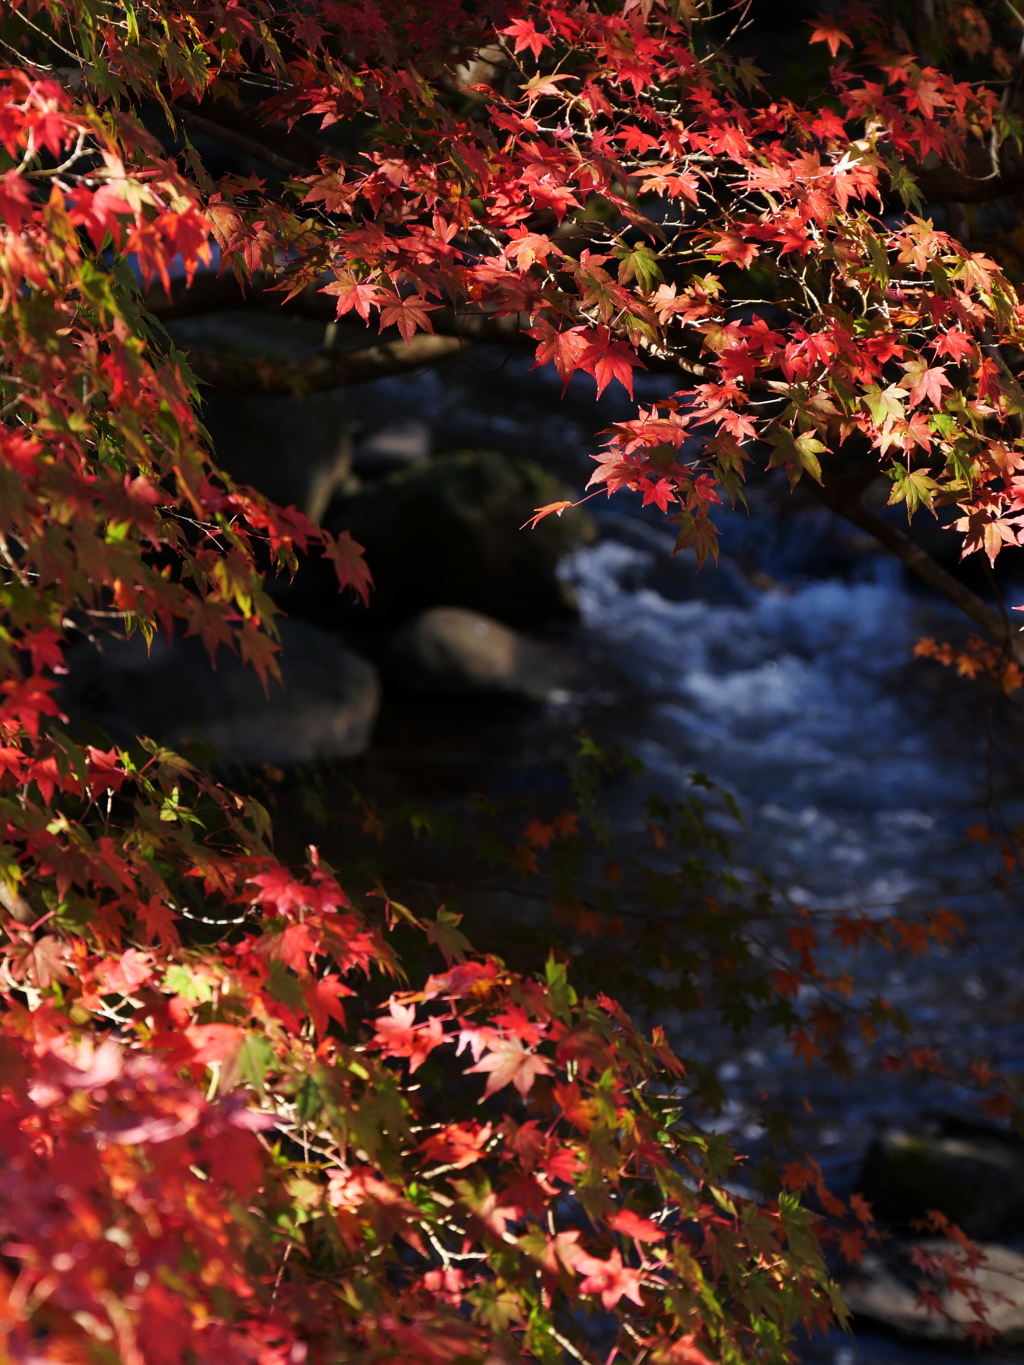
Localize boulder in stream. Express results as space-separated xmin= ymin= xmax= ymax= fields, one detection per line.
xmin=858 ymin=1117 xmax=1024 ymax=1240
xmin=353 ymin=418 xmax=432 ymax=476
xmin=63 ymin=617 xmax=379 ymax=767
xmin=325 ymin=449 xmax=595 ymax=626
xmin=388 ymin=607 xmax=566 ymax=700
xmin=202 ymin=388 xmax=354 ymax=522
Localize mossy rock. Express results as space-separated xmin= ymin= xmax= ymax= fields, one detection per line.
xmin=859 ymin=1123 xmax=1024 ymax=1239
xmin=326 ymin=449 xmax=595 ymax=627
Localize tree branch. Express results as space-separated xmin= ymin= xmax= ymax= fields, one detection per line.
xmin=184 ymin=332 xmax=469 ymax=393
xmin=145 ymin=274 xmax=720 ymax=383
xmin=818 ymin=488 xmax=1024 ymax=664
xmin=145 ymin=273 xmax=528 ymax=340
xmin=169 ymin=102 xmax=313 ymax=179
xmin=169 ymin=86 xmax=1024 ymax=210
xmin=912 ymin=141 xmax=1024 ymax=204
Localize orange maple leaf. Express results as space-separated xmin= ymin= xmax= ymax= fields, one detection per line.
xmin=521 ymin=500 xmax=573 ymax=530
xmin=807 ymin=17 xmax=854 ymax=58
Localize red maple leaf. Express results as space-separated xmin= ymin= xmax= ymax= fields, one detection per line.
xmin=377 ymin=291 xmax=439 ymax=343
xmin=136 ymin=895 xmax=181 ymax=947
xmin=186 ymin=1023 xmax=244 ymax=1064
xmin=528 ymin=319 xmax=589 ymax=390
xmin=906 ymin=363 xmax=952 ymax=408
xmin=904 ymin=73 xmax=948 ymax=119
xmin=321 ymin=273 xmax=381 ymax=321
xmin=99 ymin=948 xmax=154 ymax=995
xmin=249 ymin=865 xmax=312 ymax=915
xmin=791 ymin=1030 xmax=820 ymax=1065
xmin=523 ymin=819 xmax=556 ymax=848
xmin=321 ymin=529 xmax=373 ymax=605
xmin=372 ymin=1001 xmax=445 ymax=1072
xmin=639 ymin=476 xmax=677 ymax=512
xmin=543 ymin=1145 xmax=584 ymax=1184
xmin=237 ymin=622 xmax=282 ymax=692
xmin=500 ymin=17 xmax=552 ymax=60
xmin=838 ymin=1226 xmax=868 ymax=1265
xmin=705 ymin=230 xmax=759 ymax=268
xmin=0 ymin=170 xmax=35 ymax=236
xmin=931 ymin=328 xmax=975 ymax=362
xmin=578 ymin=326 xmax=644 ymax=399
xmin=521 ymin=499 xmax=574 ymax=530
xmin=420 ymin=1121 xmax=494 ymax=1169
xmin=303 ymin=973 xmax=354 ymax=1034
xmin=577 ymin=1248 xmax=645 ymax=1309
xmin=849 ymin=1192 xmax=875 ymax=1223
xmin=663 ymin=1335 xmax=716 ymax=1365
xmin=609 ymin=1208 xmax=666 ymax=1242
xmin=263 ymin=922 xmax=317 ymax=973
xmin=9 ymin=934 xmax=69 ymax=988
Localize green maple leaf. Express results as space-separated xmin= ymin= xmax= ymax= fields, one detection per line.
xmin=424 ymin=907 xmax=471 ymax=966
xmin=670 ymin=508 xmax=721 ymax=566
xmin=863 ymin=383 xmax=907 ymax=428
xmin=613 ymin=240 xmax=664 ymax=293
xmin=887 ymin=466 xmax=938 ymax=517
xmin=883 ymin=153 xmax=924 ymax=212
xmin=766 ymin=428 xmax=826 ymax=486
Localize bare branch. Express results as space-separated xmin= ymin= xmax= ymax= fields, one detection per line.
xmin=913 ymin=141 xmax=1024 ymax=203
xmin=144 ymin=272 xmax=329 ymax=321
xmin=144 ymin=274 xmax=524 ymax=338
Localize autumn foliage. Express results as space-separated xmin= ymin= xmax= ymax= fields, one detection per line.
xmin=1 ymin=0 xmax=1024 ymax=1361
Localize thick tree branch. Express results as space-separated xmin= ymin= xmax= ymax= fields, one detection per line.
xmin=170 ymin=87 xmax=1024 ymax=210
xmin=169 ymin=102 xmax=313 ymax=179
xmin=144 ymin=272 xmax=326 ymax=321
xmin=184 ymin=332 xmax=469 ymax=393
xmin=145 ymin=274 xmax=720 ymax=381
xmin=145 ymin=273 xmax=525 ymax=338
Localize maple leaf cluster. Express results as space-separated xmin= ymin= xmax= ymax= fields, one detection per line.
xmin=0 ymin=0 xmax=1022 ymax=1360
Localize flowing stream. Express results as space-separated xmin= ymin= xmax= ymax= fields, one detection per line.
xmin=347 ymin=347 xmax=1024 ymax=1363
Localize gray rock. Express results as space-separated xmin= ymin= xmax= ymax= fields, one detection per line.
xmin=63 ymin=618 xmax=379 ymax=767
xmin=354 ymin=418 xmax=432 ymax=475
xmin=843 ymin=1240 xmax=1024 ymax=1345
xmin=326 ymin=449 xmax=595 ymax=626
xmin=859 ymin=1119 xmax=1024 ymax=1240
xmin=388 ymin=607 xmax=565 ymax=700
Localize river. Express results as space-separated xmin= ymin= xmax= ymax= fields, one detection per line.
xmin=345 ymin=344 xmax=1024 ymax=1364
